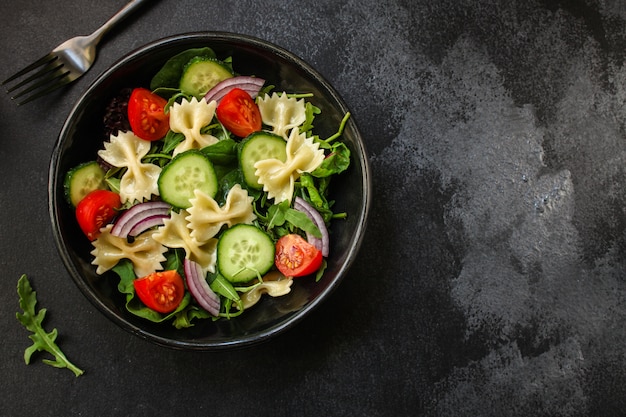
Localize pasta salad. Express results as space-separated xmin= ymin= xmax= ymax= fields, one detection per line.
xmin=63 ymin=47 xmax=351 ymax=328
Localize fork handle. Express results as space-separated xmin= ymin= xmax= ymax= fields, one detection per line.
xmin=88 ymin=0 xmax=151 ymax=45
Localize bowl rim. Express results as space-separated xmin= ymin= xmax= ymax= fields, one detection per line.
xmin=48 ymin=31 xmax=372 ymax=350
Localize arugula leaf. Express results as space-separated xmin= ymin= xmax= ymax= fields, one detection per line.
xmin=172 ymin=305 xmax=213 ymax=328
xmin=299 ymin=173 xmax=327 ymax=209
xmin=300 ymin=101 xmax=321 ymax=136
xmin=260 ymin=200 xmax=321 ymax=239
xmin=208 ymin=273 xmax=244 ymax=318
xmin=265 ymin=200 xmax=289 ymax=228
xmin=284 ymin=208 xmax=321 ymax=237
xmin=315 ymin=259 xmax=328 ymax=282
xmin=16 ymin=275 xmax=84 ymax=377
xmin=164 ymin=248 xmax=185 ymax=275
xmin=312 ymin=142 xmax=351 ymax=177
xmin=161 ymin=130 xmax=185 ymax=155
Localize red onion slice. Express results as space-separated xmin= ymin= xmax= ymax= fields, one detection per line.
xmin=204 ymin=76 xmax=265 ymax=103
xmin=294 ymin=197 xmax=330 ymax=257
xmin=184 ymin=258 xmax=220 ymax=316
xmin=128 ymin=214 xmax=170 ymax=237
xmin=111 ymin=201 xmax=171 ymax=238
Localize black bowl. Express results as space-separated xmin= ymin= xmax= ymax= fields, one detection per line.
xmin=48 ymin=32 xmax=370 ymax=350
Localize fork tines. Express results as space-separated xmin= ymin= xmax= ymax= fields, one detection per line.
xmin=3 ymin=54 xmax=71 ymax=105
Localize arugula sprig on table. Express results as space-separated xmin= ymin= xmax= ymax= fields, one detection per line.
xmin=16 ymin=274 xmax=84 ymax=377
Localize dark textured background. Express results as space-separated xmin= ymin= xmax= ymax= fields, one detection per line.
xmin=2 ymin=0 xmax=626 ymax=416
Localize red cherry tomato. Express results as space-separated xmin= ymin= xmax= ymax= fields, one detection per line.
xmin=216 ymin=88 xmax=262 ymax=137
xmin=275 ymin=234 xmax=323 ymax=277
xmin=75 ymin=189 xmax=121 ymax=240
xmin=127 ymin=87 xmax=170 ymax=141
xmin=133 ymin=270 xmax=185 ymax=314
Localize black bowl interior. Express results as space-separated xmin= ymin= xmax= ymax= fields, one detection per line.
xmin=49 ymin=32 xmax=370 ymax=350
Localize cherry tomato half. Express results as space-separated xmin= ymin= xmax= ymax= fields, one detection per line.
xmin=133 ymin=270 xmax=185 ymax=314
xmin=216 ymin=88 xmax=262 ymax=137
xmin=127 ymin=87 xmax=170 ymax=141
xmin=75 ymin=189 xmax=122 ymax=241
xmin=275 ymin=234 xmax=323 ymax=277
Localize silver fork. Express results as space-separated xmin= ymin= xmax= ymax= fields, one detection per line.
xmin=2 ymin=0 xmax=149 ymax=105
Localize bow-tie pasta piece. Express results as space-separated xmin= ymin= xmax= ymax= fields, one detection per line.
xmin=169 ymin=97 xmax=219 ymax=155
xmin=257 ymin=93 xmax=306 ymax=139
xmin=90 ymin=224 xmax=168 ymax=277
xmin=186 ymin=184 xmax=256 ymax=242
xmin=152 ymin=209 xmax=218 ymax=272
xmin=240 ymin=271 xmax=294 ymax=309
xmin=254 ymin=129 xmax=325 ymax=202
xmin=98 ymin=131 xmax=161 ymax=204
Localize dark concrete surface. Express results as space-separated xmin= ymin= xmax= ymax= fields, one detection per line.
xmin=2 ymin=0 xmax=626 ymax=416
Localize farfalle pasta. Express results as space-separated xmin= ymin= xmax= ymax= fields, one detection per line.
xmin=169 ymin=97 xmax=219 ymax=155
xmin=152 ymin=209 xmax=218 ymax=272
xmin=186 ymin=184 xmax=256 ymax=242
xmin=254 ymin=129 xmax=325 ymax=202
xmin=91 ymin=224 xmax=168 ymax=277
xmin=98 ymin=131 xmax=161 ymax=203
xmin=257 ymin=92 xmax=306 ymax=139
xmin=240 ymin=271 xmax=294 ymax=309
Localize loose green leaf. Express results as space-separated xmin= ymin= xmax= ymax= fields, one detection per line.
xmin=16 ymin=275 xmax=84 ymax=377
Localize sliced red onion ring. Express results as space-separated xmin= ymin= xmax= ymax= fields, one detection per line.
xmin=111 ymin=201 xmax=171 ymax=238
xmin=128 ymin=214 xmax=170 ymax=237
xmin=184 ymin=259 xmax=220 ymax=316
xmin=294 ymin=197 xmax=329 ymax=257
xmin=204 ymin=76 xmax=265 ymax=103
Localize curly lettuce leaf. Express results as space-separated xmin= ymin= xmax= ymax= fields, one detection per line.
xmin=16 ymin=275 xmax=84 ymax=377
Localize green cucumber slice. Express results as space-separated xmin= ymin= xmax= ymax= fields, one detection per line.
xmin=217 ymin=224 xmax=275 ymax=283
xmin=64 ymin=161 xmax=106 ymax=207
xmin=179 ymin=57 xmax=233 ymax=99
xmin=238 ymin=132 xmax=287 ymax=189
xmin=158 ymin=150 xmax=218 ymax=209
xmin=150 ymin=47 xmax=217 ymax=90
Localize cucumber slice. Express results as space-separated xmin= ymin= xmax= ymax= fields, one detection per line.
xmin=158 ymin=150 xmax=218 ymax=209
xmin=217 ymin=224 xmax=276 ymax=283
xmin=238 ymin=132 xmax=287 ymax=189
xmin=179 ymin=57 xmax=233 ymax=99
xmin=64 ymin=161 xmax=106 ymax=207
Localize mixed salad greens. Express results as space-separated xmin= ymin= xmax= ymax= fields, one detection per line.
xmin=64 ymin=46 xmax=351 ymax=328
